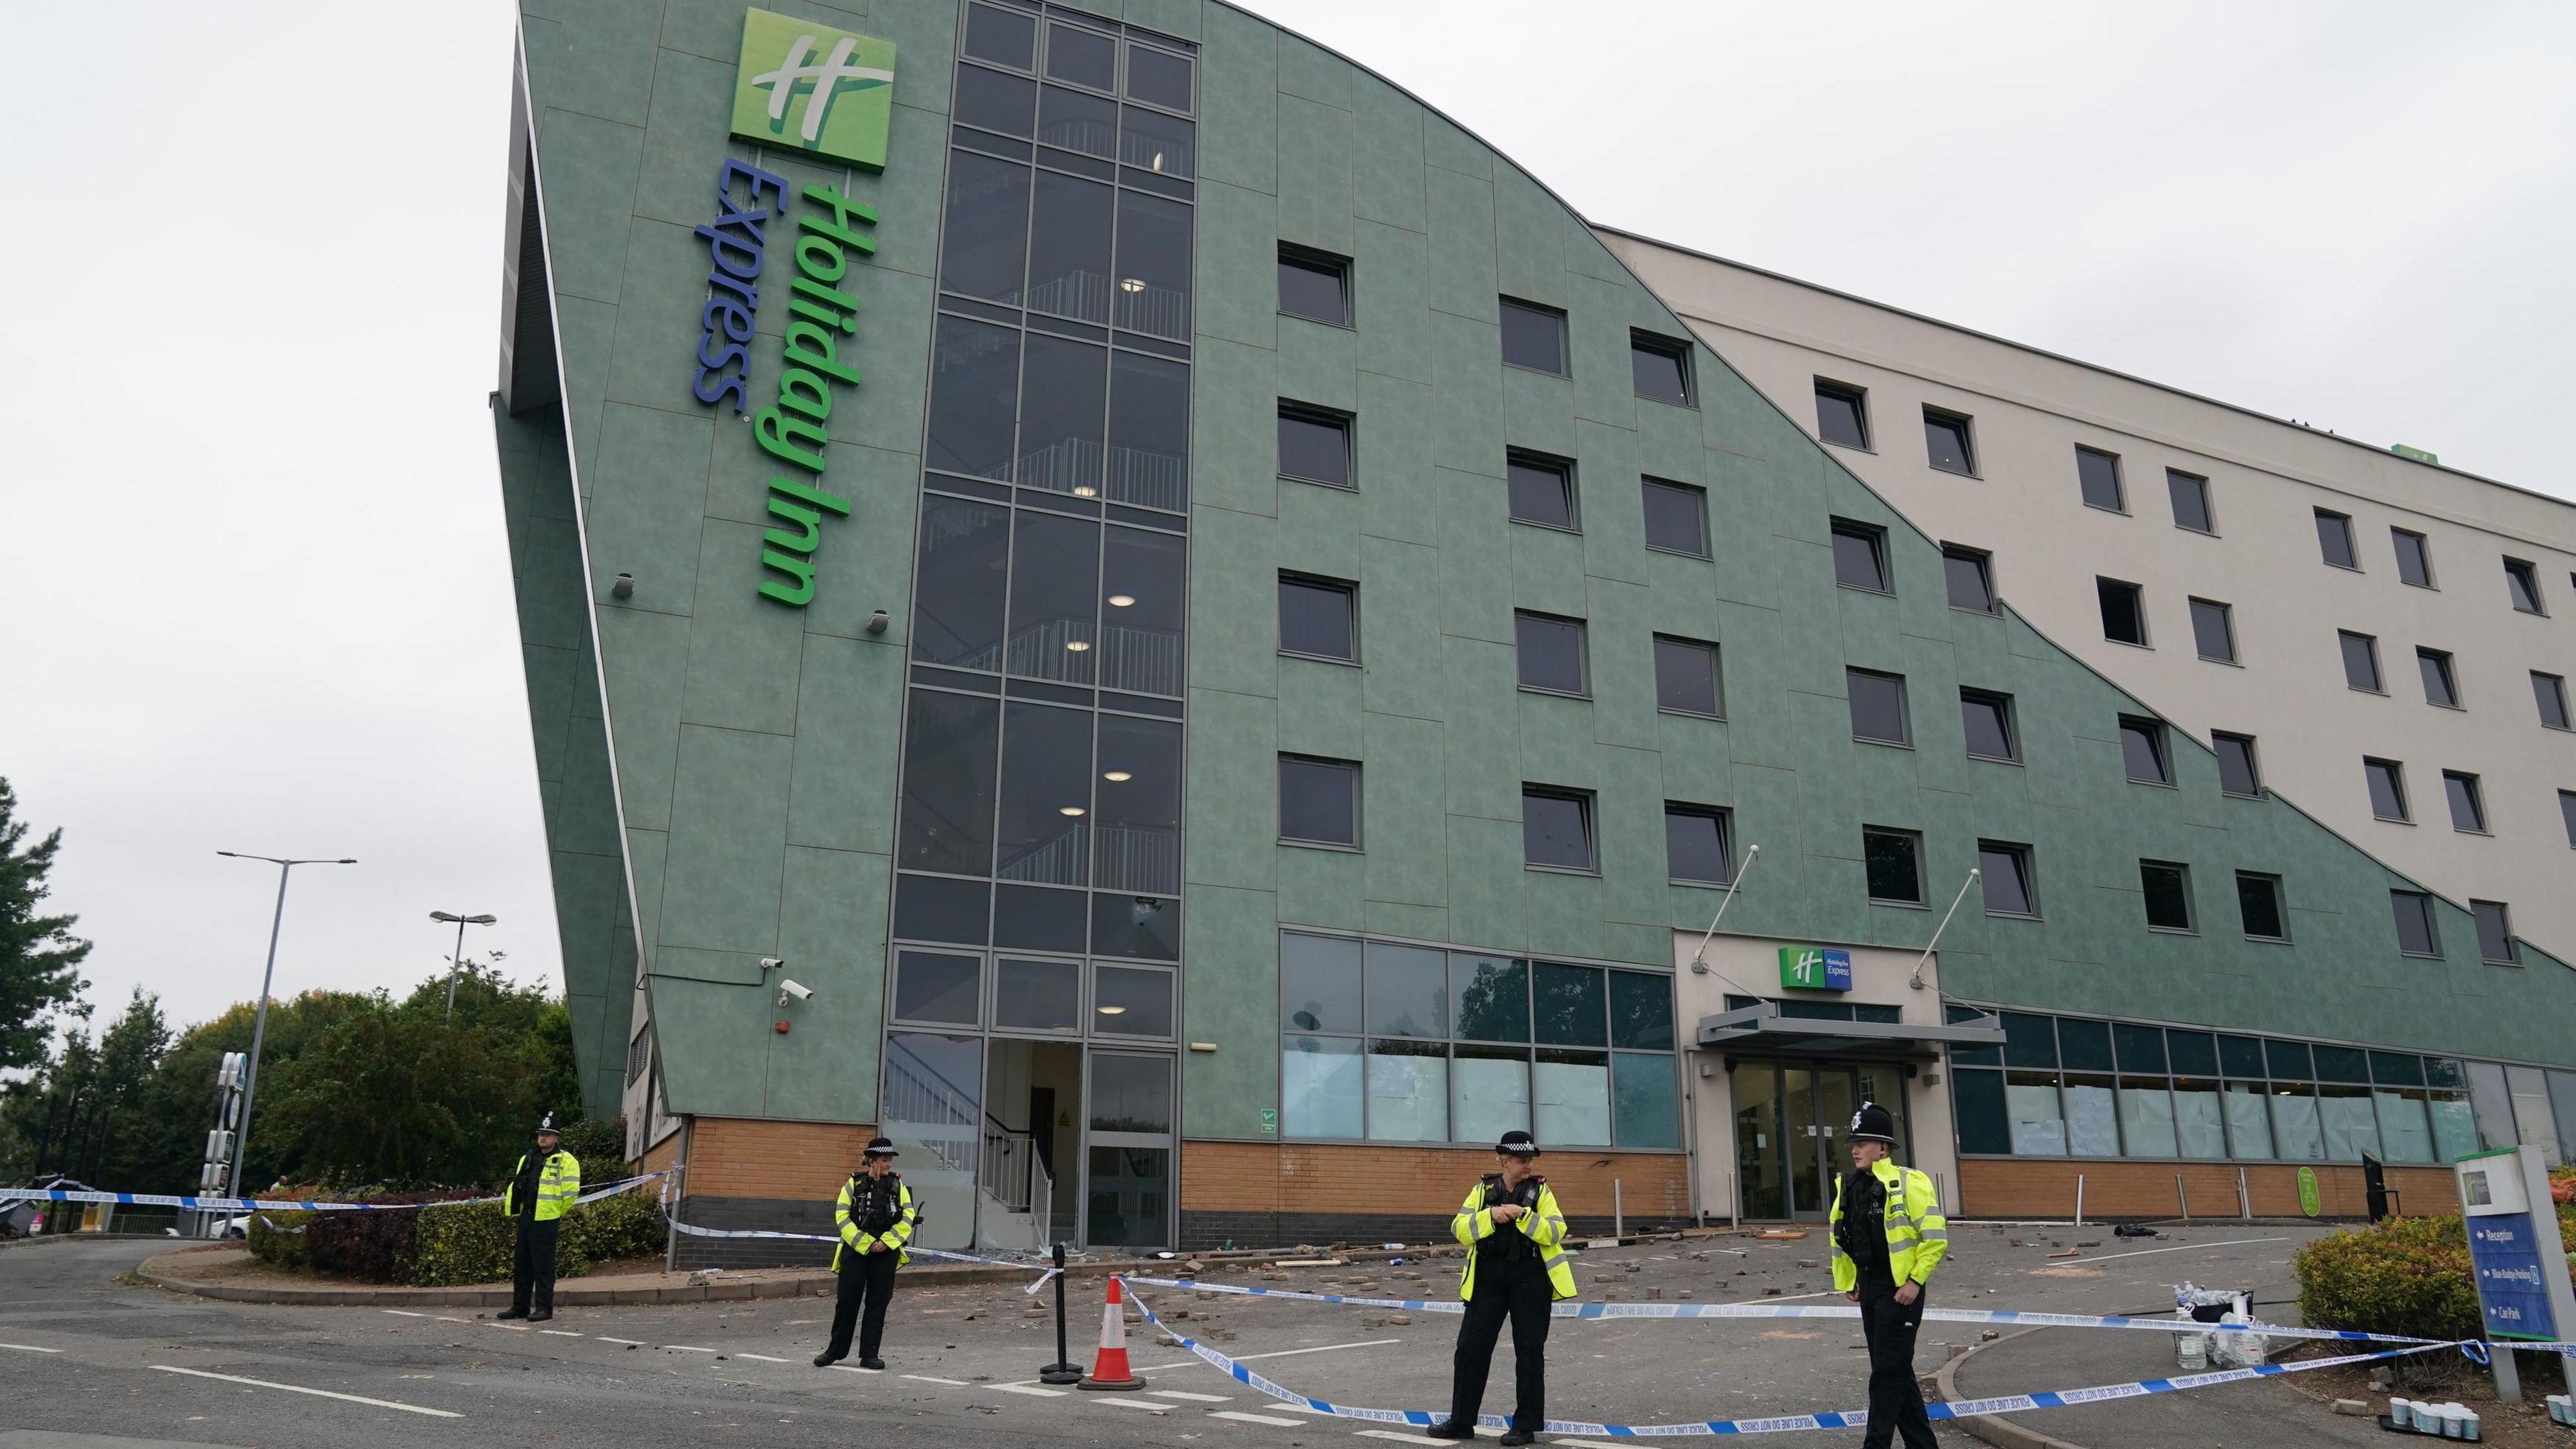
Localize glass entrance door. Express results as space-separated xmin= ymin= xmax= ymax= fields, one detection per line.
xmin=1732 ymin=1061 xmax=1913 ymax=1220
xmin=1083 ymin=1050 xmax=1174 ymax=1248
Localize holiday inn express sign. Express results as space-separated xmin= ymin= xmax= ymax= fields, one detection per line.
xmin=730 ymin=9 xmax=898 ymax=168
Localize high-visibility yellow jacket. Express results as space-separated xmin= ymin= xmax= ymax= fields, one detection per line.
xmin=1829 ymin=1158 xmax=1947 ymax=1293
xmin=504 ymin=1150 xmax=582 ymax=1223
xmin=832 ymin=1172 xmax=916 ymax=1271
xmin=1452 ymin=1175 xmax=1577 ymax=1301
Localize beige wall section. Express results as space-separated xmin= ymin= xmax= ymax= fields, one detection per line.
xmin=1605 ymin=229 xmax=2576 ymax=969
xmin=1676 ymin=933 xmax=1958 ymax=1220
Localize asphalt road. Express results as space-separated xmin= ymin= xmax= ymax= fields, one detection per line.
xmin=0 ymin=1224 xmax=2354 ymax=1448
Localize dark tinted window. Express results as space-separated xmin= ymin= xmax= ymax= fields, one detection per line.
xmin=1960 ymin=689 xmax=2016 ymax=761
xmin=2098 ymin=577 xmax=2146 ymax=645
xmin=941 ymin=150 xmax=1031 ymax=302
xmin=2443 ymin=771 xmax=2486 ymax=833
xmin=1523 ymin=788 xmax=1595 ymax=871
xmin=1831 ymin=521 xmax=1889 ymax=592
xmin=1113 ymin=191 xmax=1191 ymax=337
xmin=2218 ymin=1034 xmax=2267 ymax=1077
xmin=2167 ymin=470 xmax=2214 ymax=533
xmin=1640 ymin=478 xmax=1708 ymax=556
xmin=1099 ymin=527 xmax=1184 ymax=695
xmin=2061 ymin=1020 xmax=2113 ymax=1073
xmin=2169 ymin=1030 xmax=2220 ymax=1077
xmin=994 ymin=894 xmax=1087 ymax=956
xmin=2365 ymin=757 xmax=2409 ymax=820
xmin=2315 ymin=509 xmax=2358 ymax=569
xmin=2189 ymin=598 xmax=2235 ymax=663
xmin=2120 ymin=716 xmax=2171 ymax=784
xmin=2114 ymin=1023 xmax=2167 ymax=1072
xmin=1864 ymin=828 xmax=1924 ymax=904
xmin=1923 ymin=411 xmax=1974 ymax=474
xmin=2534 ymin=672 xmax=2571 ymax=729
xmin=1815 ymin=380 xmax=1869 ymax=448
xmin=1943 ymin=545 xmax=1996 ymax=612
xmin=2561 ymin=790 xmax=2576 ymax=847
xmin=1126 ymin=43 xmax=1192 ymax=109
xmin=1093 ymin=714 xmax=1180 ymax=892
xmin=2473 ymin=900 xmax=2516 ymax=964
xmin=1507 ymin=452 xmax=1577 ymax=529
xmin=1107 ymin=352 xmax=1187 ymax=510
xmin=1980 ymin=841 xmax=2037 ymax=916
xmin=2214 ymin=732 xmax=2261 ymax=796
xmin=1092 ymin=890 xmax=1178 ymax=960
xmin=2392 ymin=891 xmax=2440 ymax=956
xmin=1120 ymin=105 xmax=1193 ymax=177
xmin=963 ymin=3 xmax=1036 ymax=68
xmin=900 ymin=690 xmax=1000 ymax=875
xmin=1514 ymin=612 xmax=1589 ymax=696
xmin=1037 ymin=83 xmax=1118 ymax=159
xmin=2140 ymin=860 xmax=2194 ymax=931
xmin=1279 ymin=756 xmax=1358 ymax=845
xmin=1279 ymin=575 xmax=1356 ymax=661
xmin=1045 ymin=21 xmax=1116 ymax=88
xmin=1004 ymin=510 xmax=1097 ymax=684
xmin=1609 ymin=971 xmax=1675 ymax=1051
xmin=2393 ymin=529 xmax=2434 ymax=587
xmin=1953 ymin=1069 xmax=2008 ymax=1154
xmin=1277 ymin=404 xmax=1350 ymax=487
xmin=1665 ymin=805 xmax=1733 ymax=885
xmin=2506 ymin=557 xmax=2545 ymax=614
xmin=1533 ymin=962 xmax=1606 ymax=1044
xmin=912 ymin=494 xmax=1010 ymax=669
xmin=2238 ymin=873 xmax=2286 ymax=940
xmin=2418 ymin=649 xmax=2459 ymax=708
xmin=894 ymin=949 xmax=982 ymax=1024
xmin=1018 ymin=333 xmax=1106 ymax=496
xmin=955 ymin=62 xmax=1037 ymax=137
xmin=2339 ymin=631 xmax=2381 ymax=691
xmin=926 ymin=317 xmax=1021 ymax=480
xmin=1631 ymin=332 xmax=1692 ymax=405
xmin=1028 ymin=170 xmax=1114 ymax=320
xmin=2314 ymin=1046 xmax=2369 ymax=1083
xmin=2076 ymin=447 xmax=2124 ymax=511
xmin=2265 ymin=1039 xmax=2314 ymax=1081
xmin=894 ymin=873 xmax=989 ymax=945
xmin=1278 ymin=246 xmax=1350 ymax=326
xmin=996 ymin=701 xmax=1093 ymax=886
xmin=1847 ymin=669 xmax=1909 ymax=745
xmin=1500 ymin=299 xmax=1568 ymax=374
xmin=1654 ymin=636 xmax=1721 ymax=716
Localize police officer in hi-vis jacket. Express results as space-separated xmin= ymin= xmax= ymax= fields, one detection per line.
xmin=1428 ymin=1130 xmax=1576 ymax=1447
xmin=813 ymin=1136 xmax=916 ymax=1370
xmin=497 ymin=1113 xmax=580 ymax=1323
xmin=1831 ymin=1100 xmax=1949 ymax=1449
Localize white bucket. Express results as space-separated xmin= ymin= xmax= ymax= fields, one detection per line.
xmin=2387 ymin=1398 xmax=2413 ymax=1428
xmin=2437 ymin=1403 xmax=2465 ymax=1439
xmin=2459 ymin=1406 xmax=2480 ymax=1442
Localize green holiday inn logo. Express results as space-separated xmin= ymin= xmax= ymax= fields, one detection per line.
xmin=730 ymin=9 xmax=898 ymax=168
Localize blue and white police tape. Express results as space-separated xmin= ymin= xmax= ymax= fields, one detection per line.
xmin=663 ymin=1218 xmax=1060 ymax=1291
xmin=1116 ymin=1273 xmax=2443 ymax=1348
xmin=0 ymin=1171 xmax=665 ymax=1218
xmin=1121 ymin=1281 xmax=2465 ymax=1436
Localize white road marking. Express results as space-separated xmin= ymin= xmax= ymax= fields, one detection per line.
xmin=903 ymin=1373 xmax=969 ymax=1384
xmin=380 ymin=1309 xmax=426 ymax=1318
xmin=487 ymin=1323 xmax=531 ymax=1332
xmin=0 ymin=1344 xmax=64 ymax=1354
xmin=735 ymin=1352 xmax=788 ymax=1362
xmin=150 ymin=1366 xmax=462 ymax=1419
xmin=828 ymin=1364 xmax=884 ymax=1375
xmin=1144 ymin=1389 xmax=1231 ymax=1402
xmin=1212 ymin=1410 xmax=1306 ymax=1426
xmin=435 ymin=1317 xmax=469 ymax=1324
xmin=987 ymin=1382 xmax=1069 ymax=1397
xmin=539 ymin=1330 xmax=582 ymax=1337
xmin=2038 ymin=1235 xmax=2289 ymax=1267
xmin=1094 ymin=1397 xmax=1171 ymax=1413
xmin=597 ymin=1337 xmax=645 ymax=1346
xmin=664 ymin=1345 xmax=719 ymax=1353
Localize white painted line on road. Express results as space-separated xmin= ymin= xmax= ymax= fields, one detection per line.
xmin=828 ymin=1364 xmax=884 ymax=1376
xmin=1144 ymin=1389 xmax=1232 ymax=1402
xmin=539 ymin=1330 xmax=581 ymax=1337
xmin=150 ymin=1366 xmax=462 ymax=1419
xmin=0 ymin=1344 xmax=64 ymax=1354
xmin=987 ymin=1382 xmax=1069 ymax=1397
xmin=435 ymin=1316 xmax=469 ymax=1324
xmin=596 ymin=1336 xmax=645 ymax=1345
xmin=380 ymin=1309 xmax=426 ymax=1318
xmin=1094 ymin=1397 xmax=1171 ymax=1413
xmin=903 ymin=1373 xmax=969 ymax=1384
xmin=487 ymin=1323 xmax=531 ymax=1332
xmin=734 ymin=1352 xmax=788 ymax=1362
xmin=2041 ymin=1235 xmax=2289 ymax=1267
xmin=664 ymin=1345 xmax=719 ymax=1353
xmin=1212 ymin=1411 xmax=1306 ymax=1426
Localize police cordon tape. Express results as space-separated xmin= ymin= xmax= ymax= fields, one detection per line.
xmin=1120 ymin=1281 xmax=2469 ymax=1437
xmin=1116 ymin=1273 xmax=2448 ymax=1348
xmin=663 ymin=1217 xmax=1060 ymax=1291
xmin=0 ymin=1171 xmax=667 ymax=1217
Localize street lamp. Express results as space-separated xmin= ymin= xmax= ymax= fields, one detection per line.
xmin=215 ymin=851 xmax=355 ymax=1199
xmin=430 ymin=911 xmax=498 ymax=1018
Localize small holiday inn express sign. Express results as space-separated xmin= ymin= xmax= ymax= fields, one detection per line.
xmin=1778 ymin=946 xmax=1853 ymax=992
xmin=731 ymin=9 xmax=897 ymax=168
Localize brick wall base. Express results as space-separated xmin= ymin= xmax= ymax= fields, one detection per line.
xmin=1956 ymin=1157 xmax=2460 ymax=1220
xmin=1179 ymin=1140 xmax=1693 ymax=1250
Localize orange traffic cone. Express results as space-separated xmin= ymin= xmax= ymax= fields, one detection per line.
xmin=1078 ymin=1274 xmax=1148 ymax=1391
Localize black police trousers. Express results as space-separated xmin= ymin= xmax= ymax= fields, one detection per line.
xmin=1448 ymin=1258 xmax=1552 ymax=1433
xmin=1858 ymin=1279 xmax=1936 ymax=1449
xmin=510 ymin=1218 xmax=558 ymax=1316
xmin=824 ymin=1248 xmax=900 ymax=1362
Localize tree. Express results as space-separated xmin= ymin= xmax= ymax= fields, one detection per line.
xmin=0 ymin=778 xmax=90 ymax=1071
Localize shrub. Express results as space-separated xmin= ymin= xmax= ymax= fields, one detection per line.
xmin=247 ymin=1208 xmax=311 ymax=1269
xmin=554 ymin=1115 xmax=627 ymax=1173
xmin=408 ymin=1183 xmax=667 ymax=1287
xmin=2296 ymin=1205 xmax=2576 ymax=1343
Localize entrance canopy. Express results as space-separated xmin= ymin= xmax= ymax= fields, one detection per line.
xmin=1695 ymin=1002 xmax=2006 ymax=1060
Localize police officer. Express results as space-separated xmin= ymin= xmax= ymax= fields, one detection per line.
xmin=1428 ymin=1130 xmax=1576 ymax=1448
xmin=498 ymin=1112 xmax=580 ymax=1323
xmin=813 ymin=1136 xmax=916 ymax=1370
xmin=1831 ymin=1100 xmax=1948 ymax=1449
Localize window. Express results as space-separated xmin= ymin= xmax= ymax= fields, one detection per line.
xmin=1279 ymin=755 xmax=1359 ymax=846
xmin=1653 ymin=635 xmax=1722 ymax=717
xmin=2443 ymin=771 xmax=2487 ymax=833
xmin=1814 ymin=380 xmax=1869 ymax=449
xmin=1631 ymin=331 xmax=1693 ymax=405
xmin=2535 ymin=672 xmax=2572 ymax=731
xmin=1640 ymin=478 xmax=1709 ymax=557
xmin=1864 ymin=827 xmax=1925 ymax=905
xmin=1499 ymin=298 xmax=1567 ymax=375
xmin=1979 ymin=841 xmax=2038 ymax=916
xmin=1830 ymin=519 xmax=1890 ymax=592
xmin=2139 ymin=860 xmax=2195 ymax=932
xmin=2119 ymin=716 xmax=2172 ymax=786
xmin=2561 ymin=790 xmax=2576 ymax=848
xmin=1277 ymin=402 xmax=1352 ymax=488
xmin=1923 ymin=409 xmax=1976 ymax=474
xmin=2076 ymin=447 xmax=2125 ymax=512
xmin=1943 ymin=545 xmax=1996 ymax=612
xmin=1277 ymin=245 xmax=1352 ymax=327
xmin=1506 ymin=450 xmax=1578 ymax=531
xmin=2214 ymin=732 xmax=2263 ymax=796
xmin=1278 ymin=574 xmax=1356 ymax=661
xmin=2364 ymin=757 xmax=2410 ymax=821
xmin=1847 ymin=668 xmax=1910 ymax=745
xmin=1513 ymin=611 xmax=1589 ymax=696
xmin=2473 ymin=901 xmax=2518 ymax=965
xmin=2167 ymin=470 xmax=2215 ymax=533
xmin=2417 ymin=649 xmax=2460 ymax=708
xmin=2097 ymin=577 xmax=2147 ymax=645
xmin=2189 ymin=598 xmax=2237 ymax=663
xmin=2339 ymin=631 xmax=2382 ymax=692
xmin=1666 ymin=805 xmax=1734 ymax=885
xmin=2393 ymin=529 xmax=2434 ymax=588
xmin=2506 ymin=557 xmax=2546 ymax=614
xmin=963 ymin=2 xmax=1037 ymax=67
xmin=1522 ymin=787 xmax=1596 ymax=871
xmin=2237 ymin=872 xmax=2288 ymax=941
xmin=2391 ymin=891 xmax=2441 ymax=957
xmin=1960 ymin=689 xmax=2018 ymax=761
xmin=2315 ymin=510 xmax=2359 ymax=570
xmin=1126 ymin=38 xmax=1193 ymax=108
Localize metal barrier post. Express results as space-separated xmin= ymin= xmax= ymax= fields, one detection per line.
xmin=2073 ymin=1174 xmax=2085 ymax=1228
xmin=2238 ymin=1165 xmax=2251 ymax=1220
xmin=1039 ymin=1242 xmax=1084 ymax=1384
xmin=1613 ymin=1179 xmax=1624 ymax=1239
xmin=2176 ymin=1173 xmax=2190 ymax=1221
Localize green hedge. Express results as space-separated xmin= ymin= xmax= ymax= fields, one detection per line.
xmin=242 ymin=1185 xmax=666 ymax=1287
xmin=247 ymin=1208 xmax=311 ymax=1270
xmin=2295 ymin=1206 xmax=2576 ymax=1343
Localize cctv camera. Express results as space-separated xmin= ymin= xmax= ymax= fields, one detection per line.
xmin=779 ymin=979 xmax=813 ymax=1003
xmin=759 ymin=957 xmax=786 ymax=971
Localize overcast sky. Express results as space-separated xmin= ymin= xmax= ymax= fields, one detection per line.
xmin=2 ymin=1 xmax=2567 ymax=1044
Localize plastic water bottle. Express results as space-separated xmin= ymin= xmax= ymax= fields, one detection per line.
xmin=2176 ymin=1332 xmax=2206 ymax=1371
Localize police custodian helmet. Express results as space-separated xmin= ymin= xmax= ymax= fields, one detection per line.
xmin=1493 ymin=1130 xmax=1541 ymax=1159
xmin=1849 ymin=1100 xmax=1898 ymax=1146
xmin=863 ymin=1136 xmax=900 ymax=1158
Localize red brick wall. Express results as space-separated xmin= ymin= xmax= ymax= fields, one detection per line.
xmin=1184 ymin=1140 xmax=1690 ymax=1221
xmin=684 ymin=1117 xmax=879 ymax=1199
xmin=1957 ymin=1158 xmax=2459 ymax=1219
